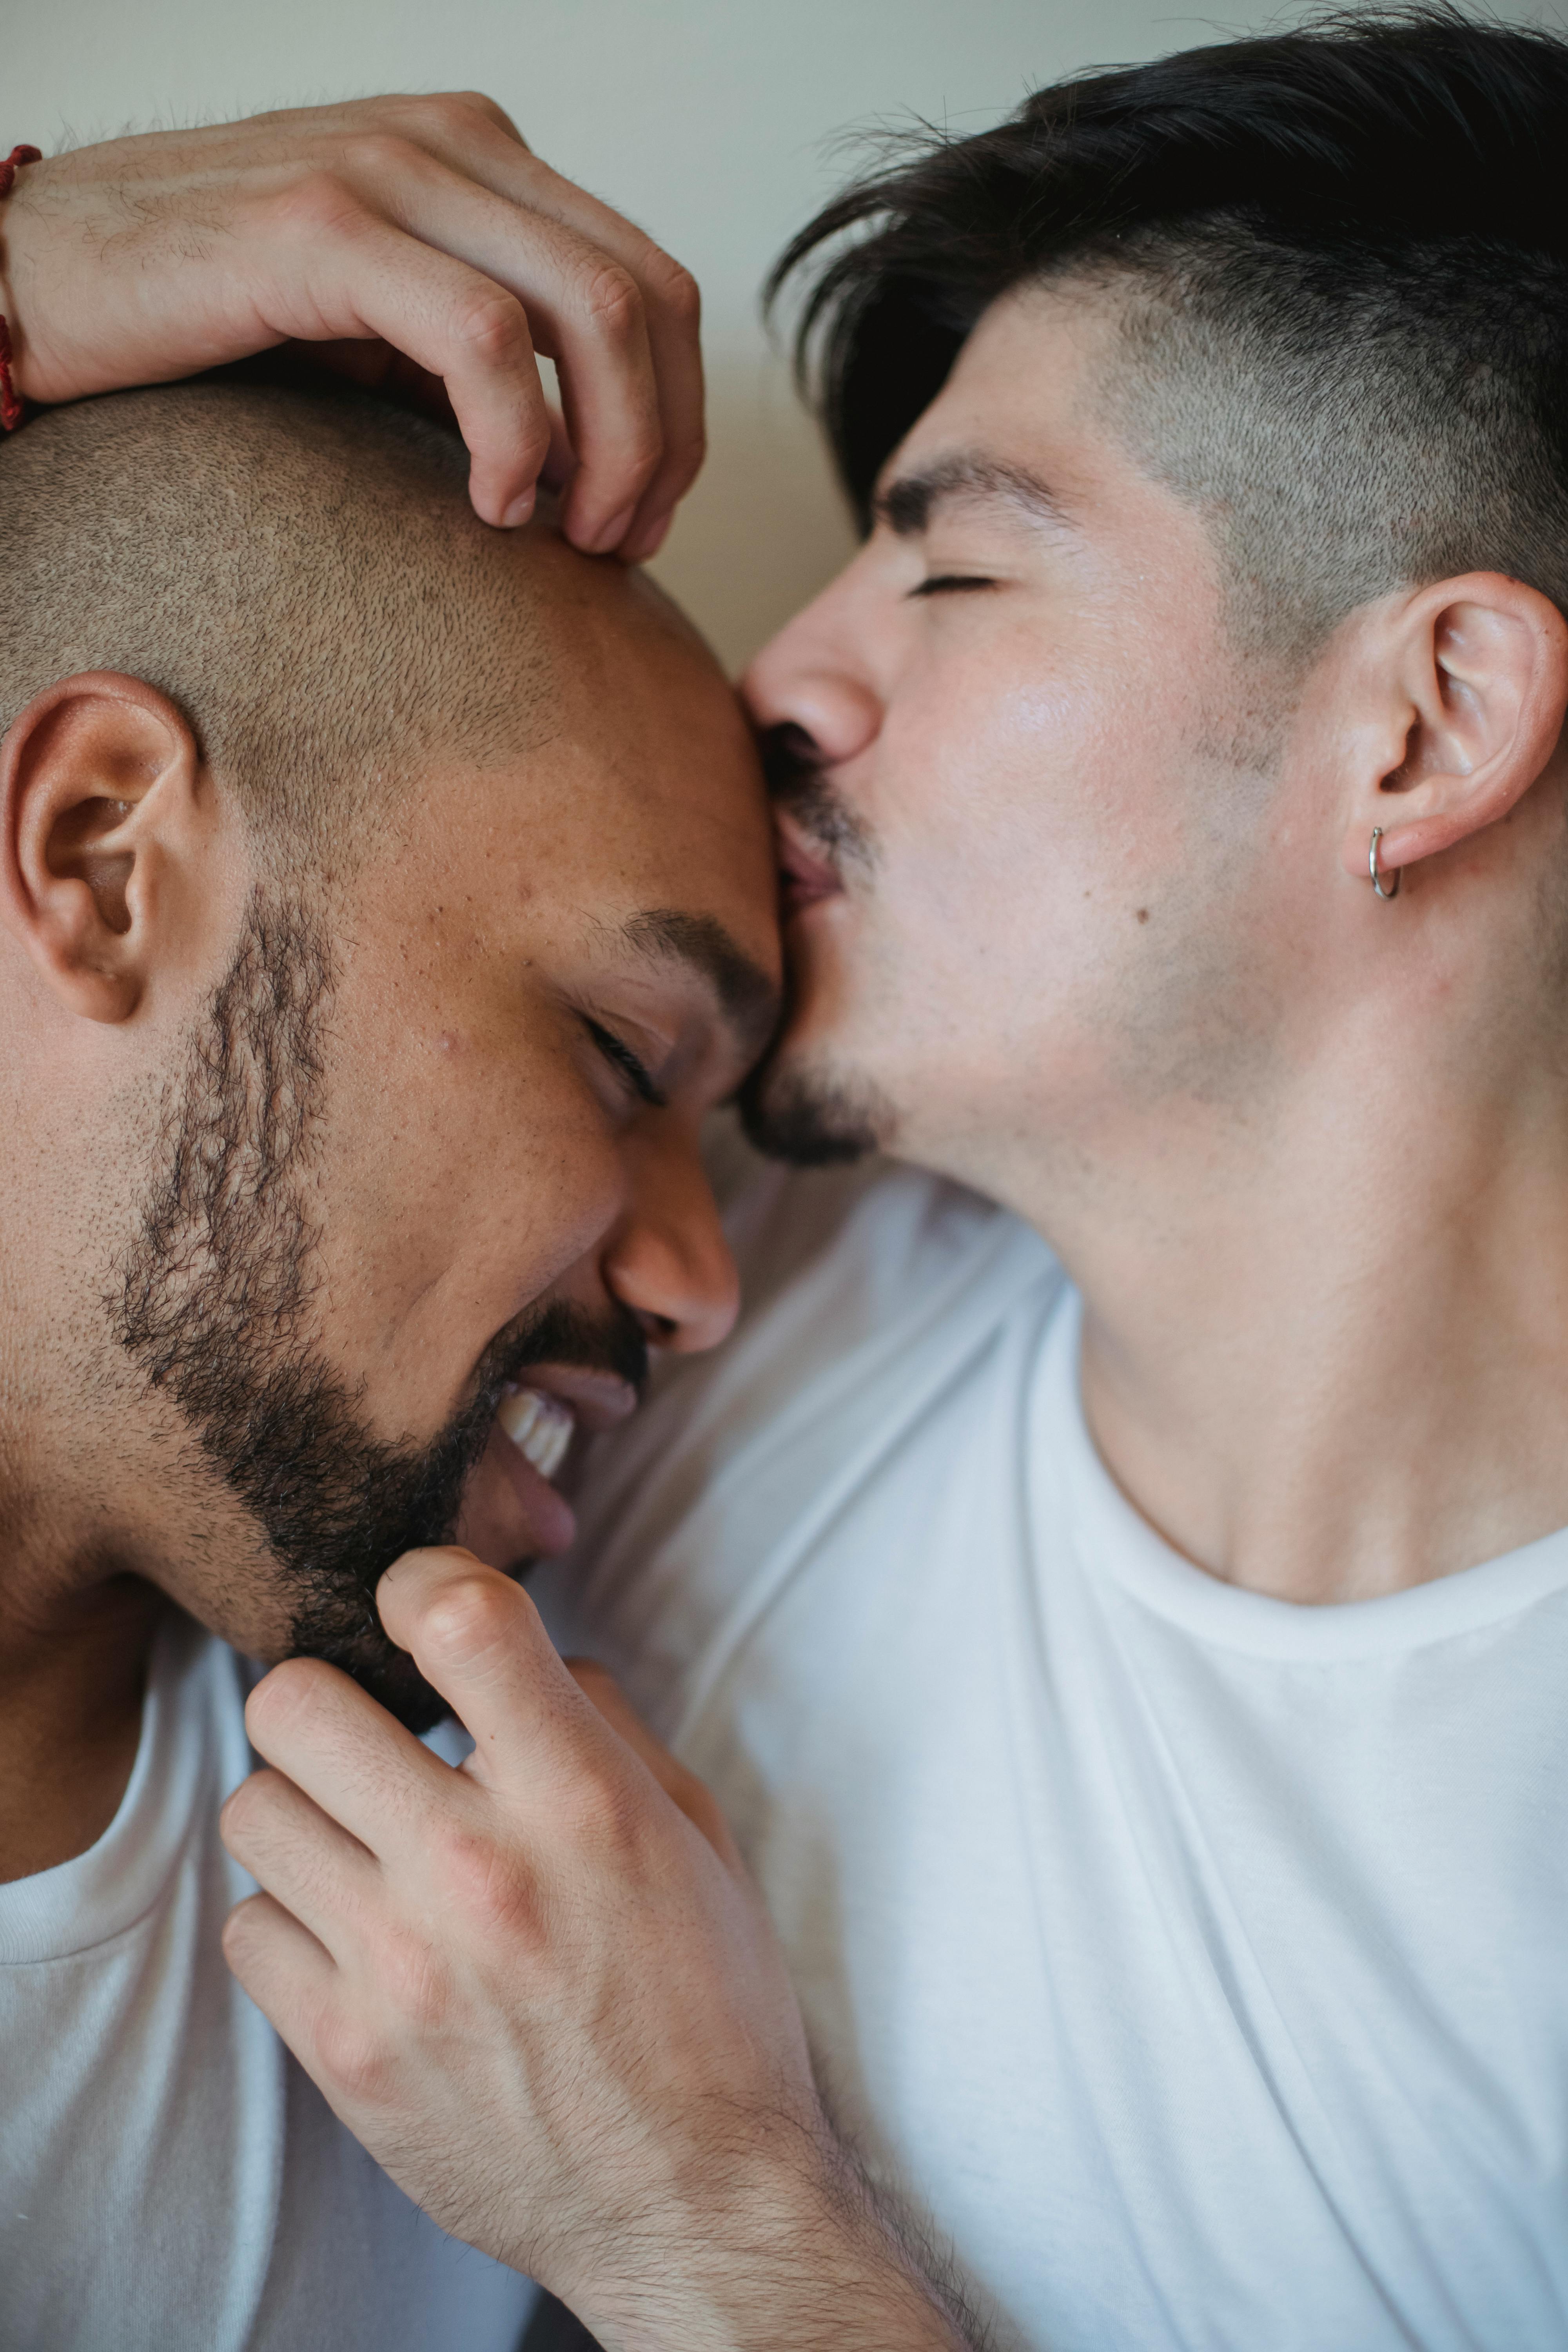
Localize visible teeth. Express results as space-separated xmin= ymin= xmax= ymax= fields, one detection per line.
xmin=498 ymin=1386 xmax=575 ymax=1481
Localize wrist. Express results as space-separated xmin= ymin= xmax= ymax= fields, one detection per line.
xmin=566 ymin=2111 xmax=972 ymax=2352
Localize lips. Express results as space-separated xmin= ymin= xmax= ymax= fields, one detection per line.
xmin=775 ymin=814 xmax=843 ymax=914
xmin=459 ymin=1365 xmax=640 ymax=1572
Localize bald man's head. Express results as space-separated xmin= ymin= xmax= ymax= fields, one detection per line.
xmin=0 ymin=381 xmax=557 ymax=874
xmin=0 ymin=377 xmax=777 ymax=1728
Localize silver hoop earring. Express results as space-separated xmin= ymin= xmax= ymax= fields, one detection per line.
xmin=1369 ymin=826 xmax=1400 ymax=901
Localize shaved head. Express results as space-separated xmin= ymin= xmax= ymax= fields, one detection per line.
xmin=0 ymin=370 xmax=778 ymax=1729
xmin=0 ymin=380 xmax=558 ymax=874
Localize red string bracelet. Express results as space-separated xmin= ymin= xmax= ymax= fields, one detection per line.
xmin=0 ymin=145 xmax=43 ymax=432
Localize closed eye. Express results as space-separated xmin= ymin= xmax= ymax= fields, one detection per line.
xmin=583 ymin=1017 xmax=668 ymax=1109
xmin=908 ymin=573 xmax=998 ymax=599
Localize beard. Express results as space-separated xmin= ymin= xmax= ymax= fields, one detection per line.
xmin=737 ymin=1053 xmax=887 ymax=1168
xmin=737 ymin=726 xmax=896 ymax=1169
xmin=111 ymin=891 xmax=646 ymax=1732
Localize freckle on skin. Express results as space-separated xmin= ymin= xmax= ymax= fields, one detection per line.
xmin=1136 ymin=907 xmax=1149 ymax=924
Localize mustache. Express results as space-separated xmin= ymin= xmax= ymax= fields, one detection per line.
xmin=470 ymin=1294 xmax=650 ymax=1416
xmin=757 ymin=722 xmax=876 ymax=875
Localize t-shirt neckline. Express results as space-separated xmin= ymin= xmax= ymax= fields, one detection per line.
xmin=1041 ymin=1287 xmax=1568 ymax=1661
xmin=0 ymin=1613 xmax=212 ymax=1965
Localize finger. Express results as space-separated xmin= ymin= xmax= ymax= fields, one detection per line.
xmin=220 ymin=1764 xmax=379 ymax=1956
xmin=377 ymin=1546 xmax=586 ymax=1787
xmin=449 ymin=148 xmax=705 ymax=556
xmin=340 ymin=118 xmax=704 ymax=552
xmin=222 ymin=1893 xmax=381 ymax=2122
xmin=565 ymin=1659 xmax=741 ymax=1866
xmin=343 ymin=145 xmax=664 ymax=550
xmin=249 ymin=89 xmax=529 ymax=154
xmin=222 ymin=1889 xmax=337 ymax=2038
xmin=280 ymin=336 xmax=456 ymax=423
xmin=243 ymin=1654 xmax=461 ymax=1861
xmin=257 ymin=192 xmax=554 ymax=525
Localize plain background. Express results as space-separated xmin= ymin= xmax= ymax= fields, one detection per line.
xmin=9 ymin=0 xmax=1567 ymax=670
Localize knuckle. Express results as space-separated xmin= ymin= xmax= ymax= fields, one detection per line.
xmin=445 ymin=89 xmax=516 ymax=135
xmin=314 ymin=2005 xmax=394 ymax=2105
xmin=395 ymin=89 xmax=510 ymax=140
xmin=434 ymin=1826 xmax=541 ymax=1944
xmin=419 ymin=1570 xmax=517 ymax=1668
xmin=264 ymin=167 xmax=368 ymax=245
xmin=648 ymin=253 xmax=702 ymax=331
xmin=450 ymin=286 xmax=533 ymax=371
xmin=341 ymin=130 xmax=426 ymax=185
xmin=578 ymin=261 xmax=644 ymax=344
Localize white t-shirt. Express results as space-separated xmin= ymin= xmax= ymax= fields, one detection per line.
xmin=0 ymin=1610 xmax=535 ymax=2352
xmin=535 ymin=1151 xmax=1568 ymax=2352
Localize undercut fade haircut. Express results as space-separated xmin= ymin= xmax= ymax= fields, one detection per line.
xmin=771 ymin=4 xmax=1568 ymax=666
xmin=0 ymin=381 xmax=556 ymax=877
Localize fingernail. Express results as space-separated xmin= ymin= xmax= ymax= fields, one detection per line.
xmin=581 ymin=504 xmax=635 ymax=556
xmin=501 ymin=488 xmax=535 ymax=529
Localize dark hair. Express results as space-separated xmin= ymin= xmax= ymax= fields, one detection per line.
xmin=771 ymin=6 xmax=1568 ymax=660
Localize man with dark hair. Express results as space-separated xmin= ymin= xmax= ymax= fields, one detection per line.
xmin=239 ymin=13 xmax=1567 ymax=2346
xmin=7 ymin=10 xmax=1568 ymax=2349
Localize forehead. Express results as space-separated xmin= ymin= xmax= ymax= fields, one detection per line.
xmin=397 ymin=558 xmax=779 ymax=971
xmin=882 ymin=278 xmax=1181 ymax=543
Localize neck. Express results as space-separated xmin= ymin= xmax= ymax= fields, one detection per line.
xmin=0 ymin=1550 xmax=163 ymax=1882
xmin=0 ymin=1262 xmax=165 ymax=1880
xmin=1022 ymin=1000 xmax=1568 ymax=1604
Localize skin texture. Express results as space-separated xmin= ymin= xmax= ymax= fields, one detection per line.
xmin=223 ymin=1552 xmax=981 ymax=2350
xmin=224 ymin=263 xmax=1568 ymax=2350
xmin=744 ymin=279 xmax=1568 ymax=1602
xmin=0 ymin=114 xmax=984 ymax=2348
xmin=0 ymin=97 xmax=702 ymax=555
xmin=24 ymin=100 xmax=1568 ymax=2352
xmin=0 ymin=527 xmax=780 ymax=1884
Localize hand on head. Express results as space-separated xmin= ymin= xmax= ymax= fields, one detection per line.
xmin=0 ymin=97 xmax=702 ymax=558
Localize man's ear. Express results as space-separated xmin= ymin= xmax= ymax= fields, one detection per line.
xmin=0 ymin=671 xmax=212 ymax=1023
xmin=1338 ymin=574 xmax=1568 ymax=887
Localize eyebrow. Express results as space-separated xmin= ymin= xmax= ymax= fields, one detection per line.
xmin=619 ymin=909 xmax=781 ymax=1065
xmin=874 ymin=453 xmax=1073 ymax=538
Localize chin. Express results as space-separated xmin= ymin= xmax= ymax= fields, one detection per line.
xmin=737 ymin=1044 xmax=896 ymax=1169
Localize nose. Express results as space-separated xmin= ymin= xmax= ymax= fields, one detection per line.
xmin=742 ymin=564 xmax=884 ymax=773
xmin=601 ymin=1123 xmax=740 ymax=1356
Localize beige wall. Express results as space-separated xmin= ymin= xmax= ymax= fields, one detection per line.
xmin=10 ymin=0 xmax=1566 ymax=669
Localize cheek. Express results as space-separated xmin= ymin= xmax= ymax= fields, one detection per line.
xmin=847 ymin=639 xmax=1203 ymax=1106
xmin=312 ymin=1015 xmax=625 ymax=1405
xmin=874 ymin=660 xmax=1151 ymax=970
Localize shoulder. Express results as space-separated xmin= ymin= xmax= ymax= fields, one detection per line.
xmin=534 ymin=1134 xmax=1062 ymax=1683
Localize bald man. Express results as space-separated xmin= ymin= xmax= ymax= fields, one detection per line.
xmin=0 ymin=379 xmax=789 ymax=2348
